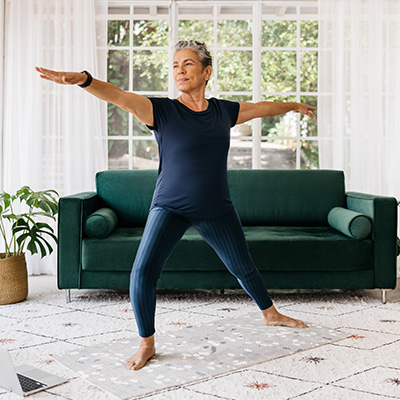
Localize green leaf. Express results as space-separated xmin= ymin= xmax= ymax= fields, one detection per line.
xmin=36 ymin=235 xmax=54 ymax=257
xmin=27 ymin=239 xmax=38 ymax=255
xmin=0 ymin=193 xmax=11 ymax=203
xmin=4 ymin=213 xmax=18 ymax=221
xmin=37 ymin=229 xmax=58 ymax=243
xmin=35 ymin=237 xmax=47 ymax=258
xmin=14 ymin=218 xmax=28 ymax=226
xmin=12 ymin=226 xmax=28 ymax=235
xmin=16 ymin=233 xmax=29 ymax=246
xmin=35 ymin=222 xmax=54 ymax=232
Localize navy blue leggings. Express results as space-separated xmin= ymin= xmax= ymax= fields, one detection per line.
xmin=130 ymin=207 xmax=273 ymax=338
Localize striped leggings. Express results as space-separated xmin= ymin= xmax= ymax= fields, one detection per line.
xmin=130 ymin=206 xmax=273 ymax=338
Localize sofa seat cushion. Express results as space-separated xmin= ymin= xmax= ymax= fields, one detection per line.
xmin=244 ymin=226 xmax=373 ymax=271
xmin=82 ymin=226 xmax=373 ymax=273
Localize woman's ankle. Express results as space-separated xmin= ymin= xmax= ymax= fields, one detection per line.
xmin=139 ymin=335 xmax=155 ymax=349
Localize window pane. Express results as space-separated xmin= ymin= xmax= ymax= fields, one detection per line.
xmin=108 ymin=104 xmax=128 ymax=136
xmin=133 ymin=117 xmax=153 ymax=136
xmin=204 ymin=74 xmax=215 ymax=92
xmin=228 ymin=138 xmax=253 ymax=169
xmin=133 ymin=20 xmax=169 ymax=47
xmin=231 ymin=122 xmax=252 ymax=139
xmin=300 ymin=51 xmax=318 ymax=92
xmin=261 ymin=95 xmax=297 ymax=137
xmin=108 ymin=140 xmax=128 ymax=169
xmin=217 ymin=51 xmax=252 ymax=92
xmin=132 ymin=140 xmax=159 ymax=169
xmin=178 ymin=20 xmax=213 ymax=44
xmin=300 ymin=95 xmax=317 ymax=137
xmin=261 ymin=140 xmax=296 ymax=169
xmin=300 ymin=140 xmax=319 ymax=169
xmin=223 ymin=95 xmax=253 ymax=140
xmin=262 ymin=51 xmax=297 ymax=92
xmin=217 ymin=20 xmax=252 ymax=47
xmin=262 ymin=21 xmax=297 ymax=47
xmin=108 ymin=20 xmax=129 ymax=47
xmin=108 ymin=50 xmax=129 ymax=91
xmin=300 ymin=21 xmax=318 ymax=48
xmin=132 ymin=50 xmax=169 ymax=91
xmin=109 ymin=6 xmax=129 ymax=16
xmin=108 ymin=21 xmax=129 ymax=46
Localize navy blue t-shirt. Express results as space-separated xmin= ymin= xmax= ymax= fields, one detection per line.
xmin=147 ymin=97 xmax=240 ymax=218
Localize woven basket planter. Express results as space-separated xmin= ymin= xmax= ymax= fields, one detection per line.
xmin=0 ymin=253 xmax=28 ymax=305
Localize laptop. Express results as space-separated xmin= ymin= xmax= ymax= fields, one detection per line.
xmin=0 ymin=348 xmax=68 ymax=397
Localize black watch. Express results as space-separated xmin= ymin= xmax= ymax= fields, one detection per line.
xmin=79 ymin=70 xmax=93 ymax=88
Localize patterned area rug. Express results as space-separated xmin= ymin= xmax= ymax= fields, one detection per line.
xmin=53 ymin=312 xmax=347 ymax=399
xmin=2 ymin=276 xmax=400 ymax=400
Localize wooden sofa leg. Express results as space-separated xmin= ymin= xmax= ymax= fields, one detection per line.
xmin=381 ymin=289 xmax=390 ymax=304
xmin=65 ymin=289 xmax=71 ymax=303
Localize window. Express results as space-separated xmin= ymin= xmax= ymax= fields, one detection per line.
xmin=106 ymin=1 xmax=318 ymax=170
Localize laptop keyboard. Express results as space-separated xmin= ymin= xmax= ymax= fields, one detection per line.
xmin=17 ymin=373 xmax=46 ymax=392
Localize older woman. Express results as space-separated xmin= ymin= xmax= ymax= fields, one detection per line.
xmin=36 ymin=40 xmax=315 ymax=372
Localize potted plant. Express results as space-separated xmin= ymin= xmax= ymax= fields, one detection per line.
xmin=0 ymin=186 xmax=59 ymax=305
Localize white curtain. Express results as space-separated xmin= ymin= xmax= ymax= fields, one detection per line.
xmin=318 ymin=0 xmax=400 ymax=199
xmin=3 ymin=0 xmax=108 ymax=274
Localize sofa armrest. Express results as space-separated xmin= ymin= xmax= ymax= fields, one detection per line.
xmin=346 ymin=191 xmax=398 ymax=289
xmin=57 ymin=192 xmax=102 ymax=289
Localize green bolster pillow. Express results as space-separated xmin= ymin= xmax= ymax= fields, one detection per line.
xmin=84 ymin=207 xmax=118 ymax=239
xmin=328 ymin=207 xmax=372 ymax=240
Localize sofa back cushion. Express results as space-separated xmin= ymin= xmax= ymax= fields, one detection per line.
xmin=96 ymin=169 xmax=345 ymax=226
xmin=96 ymin=170 xmax=158 ymax=226
xmin=229 ymin=170 xmax=345 ymax=226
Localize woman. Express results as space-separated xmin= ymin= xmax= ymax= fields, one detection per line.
xmin=36 ymin=40 xmax=315 ymax=372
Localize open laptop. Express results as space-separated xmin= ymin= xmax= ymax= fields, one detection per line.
xmin=0 ymin=348 xmax=68 ymax=397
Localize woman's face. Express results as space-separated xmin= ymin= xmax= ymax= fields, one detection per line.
xmin=173 ymin=49 xmax=212 ymax=93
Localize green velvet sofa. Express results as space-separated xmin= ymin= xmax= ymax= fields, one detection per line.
xmin=58 ymin=169 xmax=398 ymax=303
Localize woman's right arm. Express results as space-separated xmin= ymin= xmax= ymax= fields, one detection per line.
xmin=35 ymin=67 xmax=153 ymax=126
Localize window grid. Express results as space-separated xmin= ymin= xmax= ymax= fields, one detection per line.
xmin=106 ymin=1 xmax=318 ymax=170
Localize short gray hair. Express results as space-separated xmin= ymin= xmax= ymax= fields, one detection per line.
xmin=174 ymin=40 xmax=213 ymax=69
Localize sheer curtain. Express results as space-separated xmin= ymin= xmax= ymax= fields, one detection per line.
xmin=318 ymin=0 xmax=400 ymax=200
xmin=3 ymin=0 xmax=108 ymax=274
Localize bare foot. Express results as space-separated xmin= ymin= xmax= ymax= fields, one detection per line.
xmin=126 ymin=335 xmax=156 ymax=371
xmin=262 ymin=305 xmax=308 ymax=329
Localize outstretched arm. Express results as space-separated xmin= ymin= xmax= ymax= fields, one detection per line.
xmin=236 ymin=101 xmax=316 ymax=125
xmin=35 ymin=67 xmax=153 ymax=126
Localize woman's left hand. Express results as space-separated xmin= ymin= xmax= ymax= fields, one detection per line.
xmin=293 ymin=103 xmax=316 ymax=119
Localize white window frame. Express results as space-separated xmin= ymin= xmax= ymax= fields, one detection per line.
xmin=106 ymin=0 xmax=319 ymax=170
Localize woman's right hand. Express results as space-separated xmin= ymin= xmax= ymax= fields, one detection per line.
xmin=35 ymin=67 xmax=87 ymax=86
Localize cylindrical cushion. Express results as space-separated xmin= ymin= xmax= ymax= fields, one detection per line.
xmin=328 ymin=207 xmax=372 ymax=240
xmin=84 ymin=208 xmax=118 ymax=239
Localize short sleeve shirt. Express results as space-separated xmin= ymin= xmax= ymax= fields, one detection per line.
xmin=147 ymin=97 xmax=240 ymax=218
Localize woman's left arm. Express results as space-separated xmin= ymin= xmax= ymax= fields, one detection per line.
xmin=236 ymin=101 xmax=316 ymax=125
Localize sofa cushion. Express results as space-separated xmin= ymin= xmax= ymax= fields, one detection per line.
xmin=95 ymin=169 xmax=346 ymax=227
xmin=84 ymin=207 xmax=118 ymax=239
xmin=96 ymin=170 xmax=158 ymax=227
xmin=81 ymin=226 xmax=373 ymax=273
xmin=328 ymin=207 xmax=372 ymax=240
xmin=228 ymin=170 xmax=346 ymax=226
xmin=244 ymin=226 xmax=373 ymax=271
